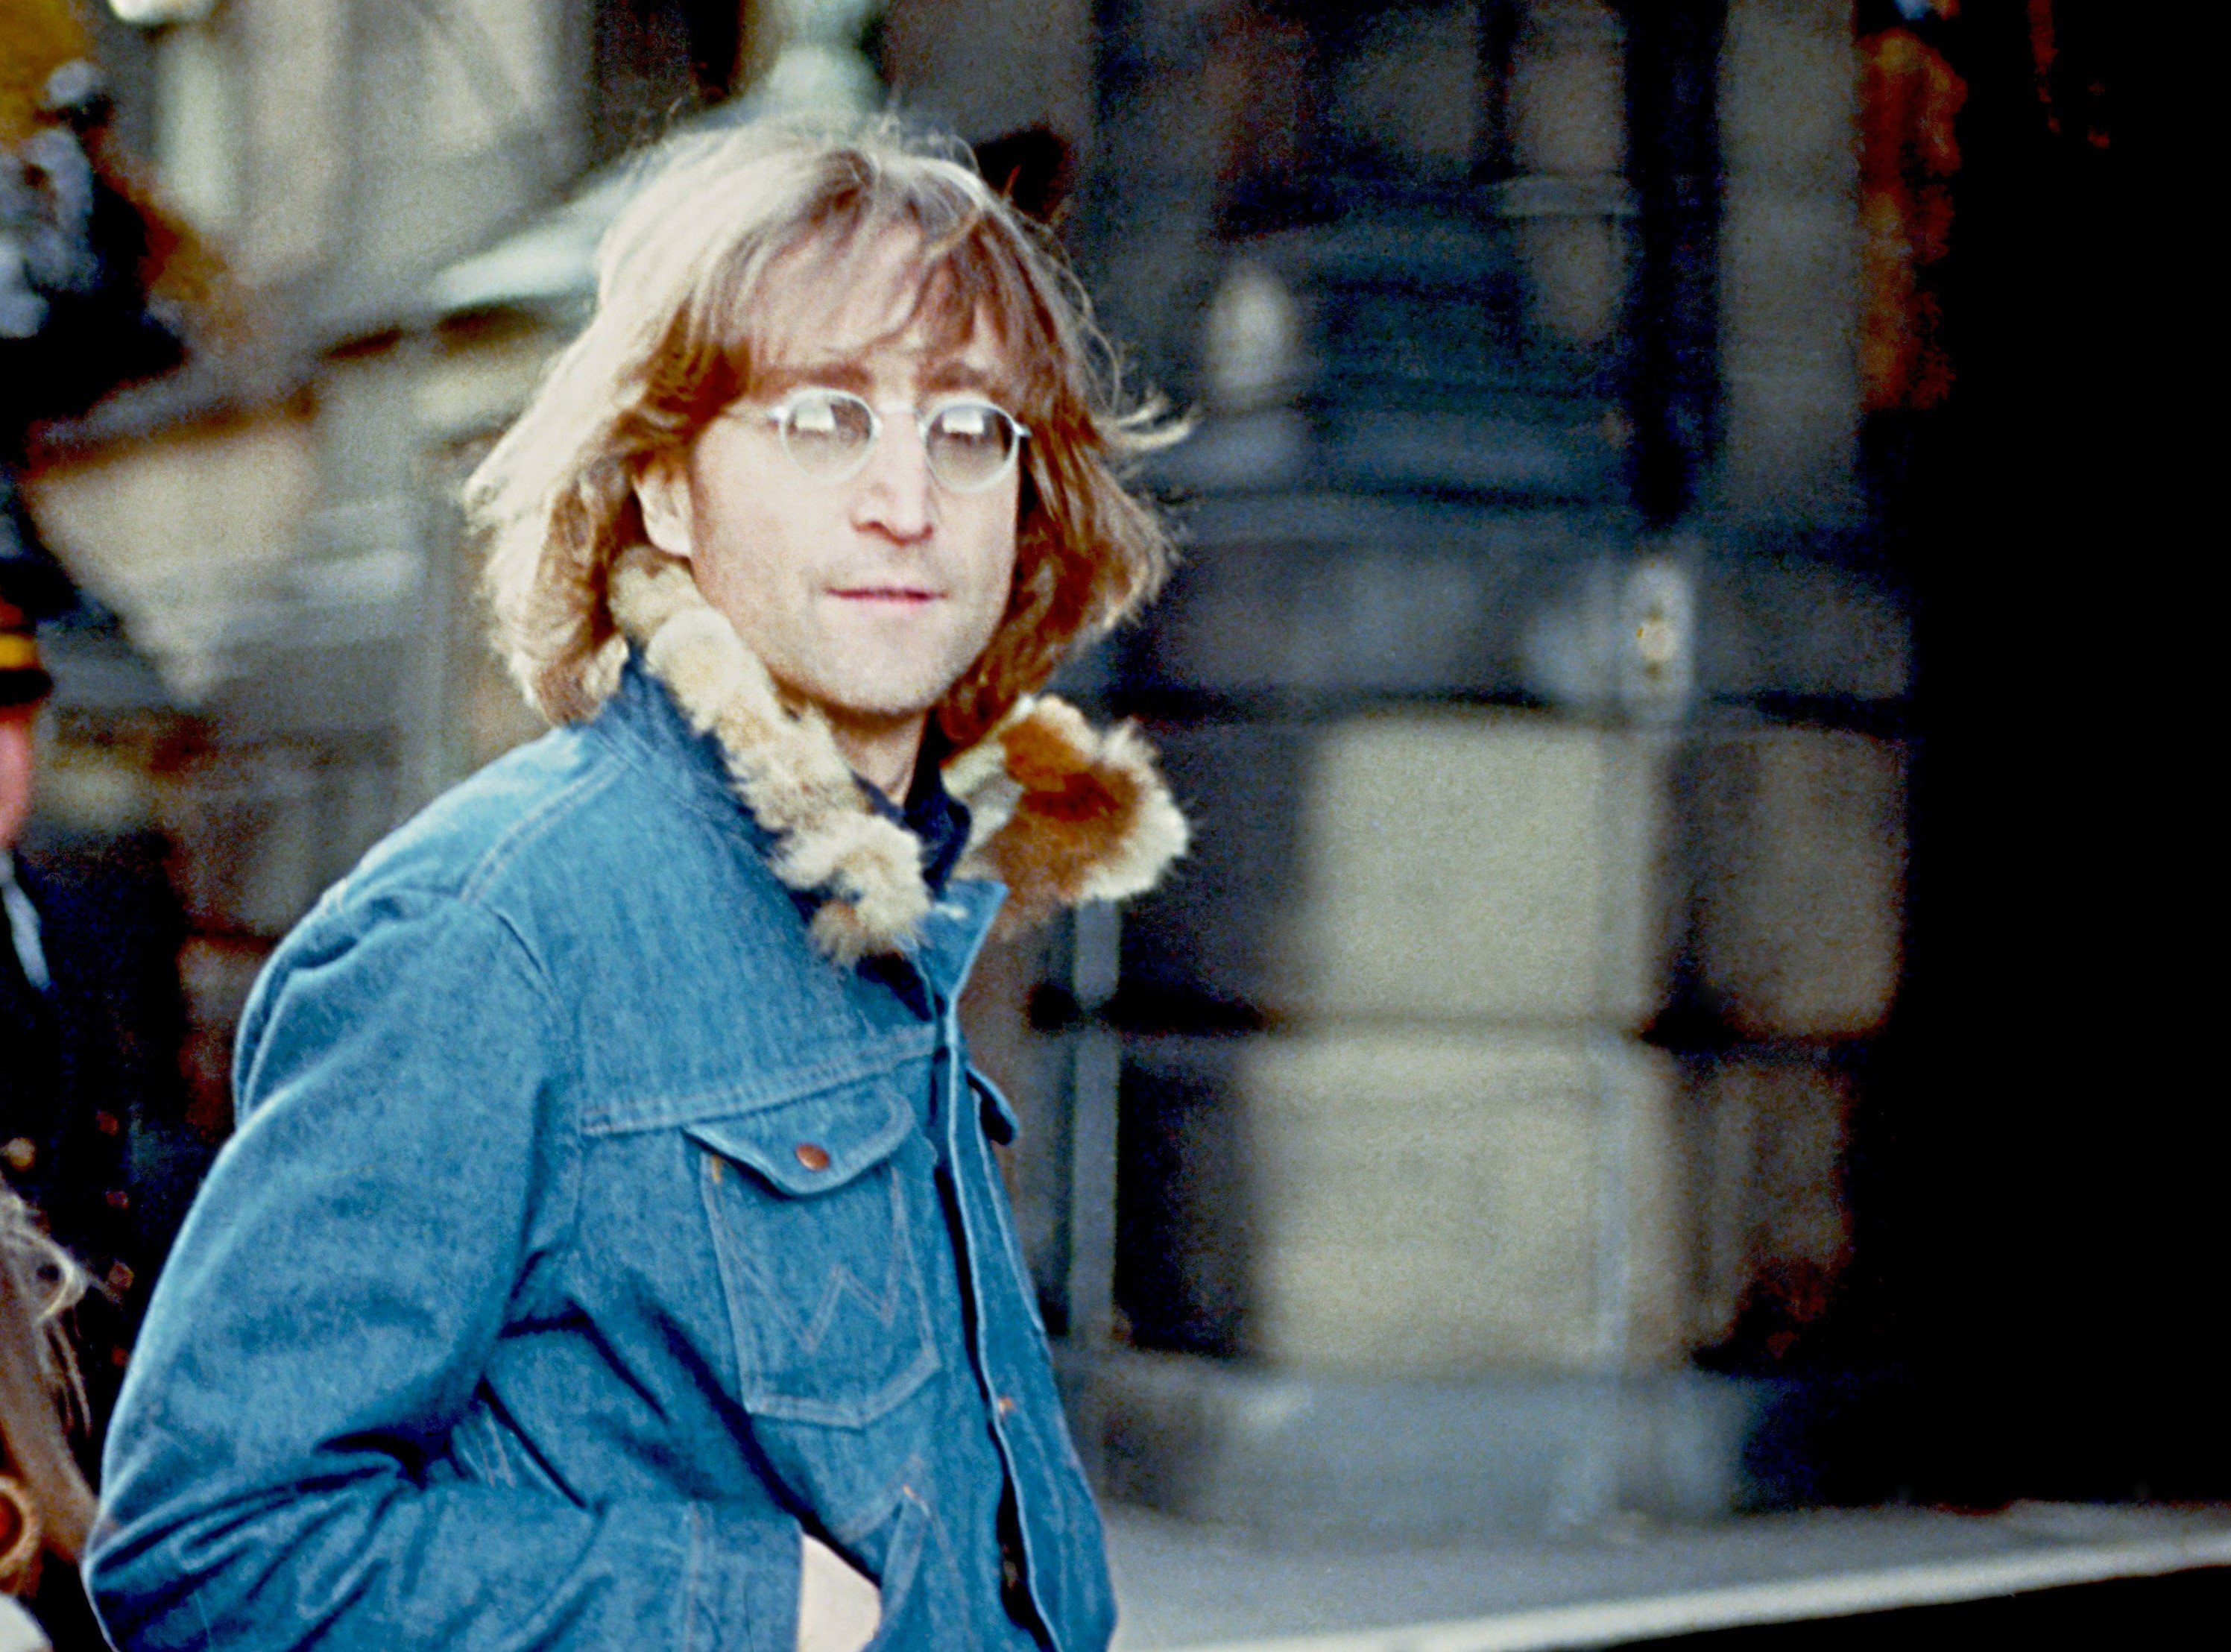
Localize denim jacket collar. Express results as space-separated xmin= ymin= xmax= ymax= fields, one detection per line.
xmin=596 ymin=653 xmax=769 ymax=843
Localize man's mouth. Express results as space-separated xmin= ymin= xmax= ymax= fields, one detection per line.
xmin=829 ymin=585 xmax=941 ymax=605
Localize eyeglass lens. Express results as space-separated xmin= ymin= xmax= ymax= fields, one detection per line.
xmin=777 ymin=391 xmax=1023 ymax=493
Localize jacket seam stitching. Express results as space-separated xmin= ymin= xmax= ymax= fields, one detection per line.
xmin=587 ymin=702 xmax=766 ymax=847
xmin=580 ymin=1032 xmax=940 ymax=1135
xmin=416 ymin=893 xmax=588 ymax=1305
xmin=456 ymin=756 xmax=629 ymax=904
xmin=681 ymin=1501 xmax=703 ymax=1652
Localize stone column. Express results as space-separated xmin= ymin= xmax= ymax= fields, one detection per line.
xmin=970 ymin=0 xmax=1909 ymax=1539
xmin=1713 ymin=0 xmax=1861 ymax=523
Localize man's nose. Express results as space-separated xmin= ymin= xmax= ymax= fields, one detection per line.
xmin=852 ymin=414 xmax=935 ymax=541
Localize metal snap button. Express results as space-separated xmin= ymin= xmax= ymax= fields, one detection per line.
xmin=794 ymin=1142 xmax=831 ymax=1172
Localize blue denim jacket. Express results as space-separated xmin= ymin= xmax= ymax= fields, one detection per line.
xmin=84 ymin=661 xmax=1119 ymax=1652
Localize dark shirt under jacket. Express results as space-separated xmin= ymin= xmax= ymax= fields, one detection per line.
xmin=859 ymin=737 xmax=974 ymax=1166
xmin=894 ymin=733 xmax=974 ymax=898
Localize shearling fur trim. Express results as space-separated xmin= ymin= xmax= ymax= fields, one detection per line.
xmin=951 ymin=696 xmax=1191 ymax=935
xmin=605 ymin=544 xmax=1187 ymax=960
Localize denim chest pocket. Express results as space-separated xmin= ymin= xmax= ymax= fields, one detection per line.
xmin=687 ymin=1078 xmax=940 ymax=1428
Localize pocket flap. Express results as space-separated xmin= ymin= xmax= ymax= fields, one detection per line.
xmin=686 ymin=1079 xmax=914 ymax=1196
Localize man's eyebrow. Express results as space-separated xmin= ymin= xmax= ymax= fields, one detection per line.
xmin=754 ymin=359 xmax=874 ymax=396
xmin=921 ymin=359 xmax=1010 ymax=397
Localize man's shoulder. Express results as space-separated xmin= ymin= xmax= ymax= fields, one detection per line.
xmin=310 ymin=716 xmax=775 ymax=962
xmin=253 ymin=713 xmax=845 ymax=1103
xmin=344 ymin=724 xmax=629 ymax=905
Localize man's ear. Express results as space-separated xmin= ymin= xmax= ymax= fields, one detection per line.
xmin=636 ymin=452 xmax=695 ymax=561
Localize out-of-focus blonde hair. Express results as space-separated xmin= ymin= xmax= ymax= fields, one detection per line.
xmin=1 ymin=1176 xmax=92 ymax=1583
xmin=468 ymin=115 xmax=1180 ymax=745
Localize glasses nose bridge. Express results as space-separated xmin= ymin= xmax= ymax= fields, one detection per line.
xmin=848 ymin=400 xmax=937 ymax=517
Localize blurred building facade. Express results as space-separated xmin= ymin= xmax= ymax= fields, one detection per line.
xmin=22 ymin=0 xmax=2162 ymax=1533
xmin=1035 ymin=0 xmax=1906 ymax=1534
xmin=24 ymin=0 xmax=754 ymax=1127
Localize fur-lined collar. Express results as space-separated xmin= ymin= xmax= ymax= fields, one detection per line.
xmin=606 ymin=545 xmax=1187 ymax=962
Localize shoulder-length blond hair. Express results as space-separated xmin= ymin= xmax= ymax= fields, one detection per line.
xmin=468 ymin=116 xmax=1180 ymax=746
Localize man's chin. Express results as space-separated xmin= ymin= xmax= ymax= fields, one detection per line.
xmin=787 ymin=671 xmax=968 ymax=732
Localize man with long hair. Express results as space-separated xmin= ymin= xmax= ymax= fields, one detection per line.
xmin=87 ymin=119 xmax=1187 ymax=1651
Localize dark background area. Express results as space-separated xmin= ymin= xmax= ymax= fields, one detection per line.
xmin=1846 ymin=5 xmax=2215 ymax=1506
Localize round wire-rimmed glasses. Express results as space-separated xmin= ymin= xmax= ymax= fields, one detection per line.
xmin=753 ymin=388 xmax=1031 ymax=494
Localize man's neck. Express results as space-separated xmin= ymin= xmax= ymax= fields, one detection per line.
xmin=820 ymin=706 xmax=930 ymax=804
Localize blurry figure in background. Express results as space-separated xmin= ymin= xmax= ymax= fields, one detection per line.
xmin=2 ymin=24 xmax=218 ymax=1651
xmin=0 ymin=1179 xmax=96 ymax=1652
xmin=1 ymin=45 xmax=190 ymax=441
xmin=3 ymin=17 xmax=213 ymax=1475
xmin=1 ymin=554 xmax=209 ymax=1460
xmin=4 ymin=18 xmax=201 ymax=821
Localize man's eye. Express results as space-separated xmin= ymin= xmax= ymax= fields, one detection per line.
xmin=938 ymin=406 xmax=989 ymax=439
xmin=791 ymin=400 xmax=840 ymax=435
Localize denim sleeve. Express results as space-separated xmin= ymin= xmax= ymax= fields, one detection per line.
xmin=84 ymin=892 xmax=801 ymax=1652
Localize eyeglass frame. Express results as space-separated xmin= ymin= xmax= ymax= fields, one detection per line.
xmin=736 ymin=388 xmax=1033 ymax=495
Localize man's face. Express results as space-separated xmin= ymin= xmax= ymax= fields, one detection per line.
xmin=642 ymin=233 xmax=1022 ymax=734
xmin=0 ymin=711 xmax=35 ymax=852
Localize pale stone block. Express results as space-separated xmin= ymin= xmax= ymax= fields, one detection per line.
xmin=1271 ymin=713 xmax=1672 ymax=1030
xmin=1516 ymin=215 xmax=1628 ymax=348
xmin=1611 ymin=1038 xmax=1693 ymax=1372
xmin=1694 ymin=728 xmax=1905 ymax=1038
xmin=1690 ymin=1058 xmax=1853 ymax=1348
xmin=1236 ymin=1030 xmax=1685 ymax=1378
